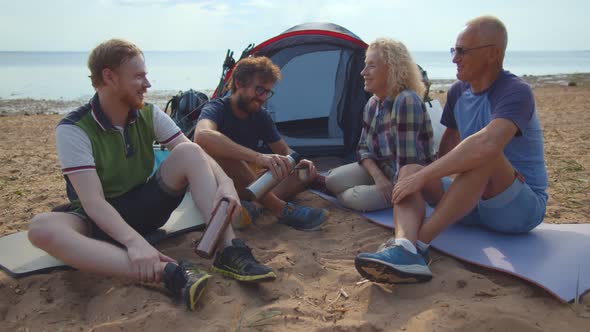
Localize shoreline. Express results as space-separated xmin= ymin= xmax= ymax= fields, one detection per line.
xmin=1 ymin=73 xmax=589 ymax=116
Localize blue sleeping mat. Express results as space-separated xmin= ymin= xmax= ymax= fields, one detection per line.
xmin=312 ymin=190 xmax=590 ymax=303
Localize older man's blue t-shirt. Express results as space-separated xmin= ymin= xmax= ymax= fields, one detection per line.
xmin=441 ymin=70 xmax=548 ymax=200
xmin=198 ymin=96 xmax=281 ymax=151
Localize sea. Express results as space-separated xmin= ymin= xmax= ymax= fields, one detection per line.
xmin=1 ymin=50 xmax=589 ymax=101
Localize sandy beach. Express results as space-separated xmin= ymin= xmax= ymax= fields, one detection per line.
xmin=1 ymin=74 xmax=589 ymax=331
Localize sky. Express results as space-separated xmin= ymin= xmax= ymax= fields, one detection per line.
xmin=0 ymin=0 xmax=589 ymax=53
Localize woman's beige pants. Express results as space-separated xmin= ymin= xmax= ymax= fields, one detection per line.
xmin=325 ymin=162 xmax=391 ymax=212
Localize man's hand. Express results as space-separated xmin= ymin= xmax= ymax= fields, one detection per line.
xmin=127 ymin=238 xmax=176 ymax=283
xmin=296 ymin=159 xmax=318 ymax=179
xmin=392 ymin=171 xmax=426 ymax=204
xmin=255 ymin=153 xmax=293 ymax=180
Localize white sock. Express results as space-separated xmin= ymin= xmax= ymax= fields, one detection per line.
xmin=394 ymin=238 xmax=417 ymax=254
xmin=415 ymin=240 xmax=430 ymax=253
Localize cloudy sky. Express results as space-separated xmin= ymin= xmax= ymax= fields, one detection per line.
xmin=1 ymin=0 xmax=588 ymax=52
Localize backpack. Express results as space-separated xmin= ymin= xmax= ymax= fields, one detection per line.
xmin=164 ymin=89 xmax=209 ymax=139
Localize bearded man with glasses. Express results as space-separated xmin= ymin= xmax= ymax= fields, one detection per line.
xmin=195 ymin=56 xmax=329 ymax=242
xmin=355 ymin=15 xmax=548 ymax=284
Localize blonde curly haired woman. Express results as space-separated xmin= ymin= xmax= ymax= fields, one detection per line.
xmin=325 ymin=38 xmax=436 ymax=211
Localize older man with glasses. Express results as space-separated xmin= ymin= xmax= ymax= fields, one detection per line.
xmin=354 ymin=15 xmax=548 ymax=284
xmin=195 ymin=56 xmax=329 ymax=241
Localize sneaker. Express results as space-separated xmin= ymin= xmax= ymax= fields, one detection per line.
xmin=418 ymin=246 xmax=432 ymax=265
xmin=376 ymin=237 xmax=397 ymax=252
xmin=355 ymin=245 xmax=432 ymax=284
xmin=211 ymin=239 xmax=276 ymax=282
xmin=377 ymin=237 xmax=432 ymax=265
xmin=164 ymin=260 xmax=211 ymax=310
xmin=232 ymin=200 xmax=263 ymax=229
xmin=278 ymin=203 xmax=328 ymax=231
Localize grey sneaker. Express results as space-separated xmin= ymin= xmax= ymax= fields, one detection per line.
xmin=211 ymin=239 xmax=276 ymax=282
xmin=277 ymin=203 xmax=329 ymax=231
xmin=163 ymin=261 xmax=211 ymax=310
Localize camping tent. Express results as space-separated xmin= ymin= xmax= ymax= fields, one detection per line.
xmin=215 ymin=22 xmax=444 ymax=158
xmin=215 ymin=22 xmax=369 ymax=158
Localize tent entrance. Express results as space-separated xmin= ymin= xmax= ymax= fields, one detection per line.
xmin=276 ymin=117 xmax=329 ymax=138
xmin=266 ymin=49 xmax=346 ymax=141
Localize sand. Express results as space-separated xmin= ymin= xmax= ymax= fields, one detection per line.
xmin=0 ymin=74 xmax=589 ymax=331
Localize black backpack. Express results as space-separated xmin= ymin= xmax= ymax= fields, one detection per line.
xmin=164 ymin=89 xmax=209 ymax=139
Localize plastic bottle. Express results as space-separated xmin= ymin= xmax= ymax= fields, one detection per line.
xmin=245 ymin=152 xmax=301 ymax=201
xmin=195 ymin=198 xmax=231 ymax=259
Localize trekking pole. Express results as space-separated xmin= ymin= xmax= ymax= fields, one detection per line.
xmin=215 ymin=49 xmax=234 ymax=97
xmin=239 ymin=43 xmax=255 ymax=60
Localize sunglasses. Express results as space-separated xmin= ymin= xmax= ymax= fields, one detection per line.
xmin=254 ymin=85 xmax=274 ymax=99
xmin=450 ymin=44 xmax=495 ymax=57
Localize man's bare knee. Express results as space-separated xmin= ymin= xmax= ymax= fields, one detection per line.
xmin=169 ymin=142 xmax=207 ymax=163
xmin=28 ymin=213 xmax=86 ymax=249
xmin=28 ymin=213 xmax=60 ymax=249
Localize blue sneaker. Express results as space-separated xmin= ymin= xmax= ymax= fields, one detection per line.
xmin=232 ymin=200 xmax=263 ymax=229
xmin=418 ymin=246 xmax=432 ymax=265
xmin=377 ymin=237 xmax=432 ymax=265
xmin=278 ymin=203 xmax=328 ymax=231
xmin=355 ymin=245 xmax=432 ymax=284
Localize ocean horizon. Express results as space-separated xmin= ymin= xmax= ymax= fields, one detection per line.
xmin=1 ymin=50 xmax=589 ymax=100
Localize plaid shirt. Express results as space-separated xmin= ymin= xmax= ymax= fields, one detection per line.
xmin=357 ymin=90 xmax=435 ymax=180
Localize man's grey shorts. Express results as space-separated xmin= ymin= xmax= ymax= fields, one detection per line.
xmin=441 ymin=175 xmax=547 ymax=233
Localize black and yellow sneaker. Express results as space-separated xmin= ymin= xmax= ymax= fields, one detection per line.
xmin=164 ymin=260 xmax=211 ymax=310
xmin=211 ymin=239 xmax=276 ymax=282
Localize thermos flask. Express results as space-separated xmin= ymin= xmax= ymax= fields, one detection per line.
xmin=195 ymin=198 xmax=232 ymax=259
xmin=245 ymin=152 xmax=301 ymax=201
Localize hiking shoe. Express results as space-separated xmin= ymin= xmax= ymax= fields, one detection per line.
xmin=232 ymin=200 xmax=263 ymax=230
xmin=211 ymin=239 xmax=276 ymax=282
xmin=418 ymin=246 xmax=432 ymax=265
xmin=377 ymin=237 xmax=432 ymax=265
xmin=277 ymin=203 xmax=328 ymax=231
xmin=164 ymin=260 xmax=211 ymax=310
xmin=376 ymin=237 xmax=397 ymax=252
xmin=355 ymin=245 xmax=432 ymax=284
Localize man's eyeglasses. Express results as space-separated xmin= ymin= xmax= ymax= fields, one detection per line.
xmin=450 ymin=44 xmax=495 ymax=57
xmin=254 ymin=85 xmax=274 ymax=99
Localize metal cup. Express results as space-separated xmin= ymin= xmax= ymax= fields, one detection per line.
xmin=295 ymin=165 xmax=310 ymax=182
